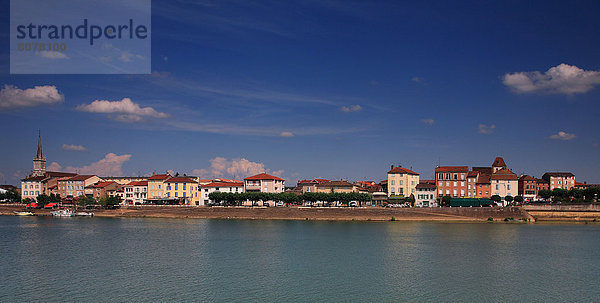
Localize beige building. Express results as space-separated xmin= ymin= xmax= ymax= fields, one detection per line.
xmin=315 ymin=180 xmax=357 ymax=193
xmin=297 ymin=179 xmax=330 ymax=193
xmin=147 ymin=173 xmax=171 ymax=199
xmin=244 ymin=173 xmax=285 ymax=193
xmin=387 ymin=165 xmax=420 ymax=197
xmin=491 ymin=169 xmax=518 ymax=204
xmin=21 ymin=175 xmax=45 ymax=201
xmin=57 ymin=175 xmax=103 ymax=198
xmin=102 ymin=176 xmax=147 ymax=185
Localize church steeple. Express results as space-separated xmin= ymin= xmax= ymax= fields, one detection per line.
xmin=32 ymin=130 xmax=46 ymax=177
xmin=36 ymin=130 xmax=44 ymax=159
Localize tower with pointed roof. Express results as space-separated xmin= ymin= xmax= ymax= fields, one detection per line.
xmin=32 ymin=131 xmax=46 ymax=177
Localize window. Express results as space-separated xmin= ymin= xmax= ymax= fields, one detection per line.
xmin=453 ymin=181 xmax=457 ymax=187
xmin=453 ymin=189 xmax=457 ymax=196
xmin=391 ymin=180 xmax=395 ymax=185
xmin=175 ymin=192 xmax=178 ymax=197
xmin=446 ymin=181 xmax=450 ymax=187
xmin=496 ymin=184 xmax=499 ymax=190
xmin=183 ymin=184 xmax=186 ymax=190
xmin=461 ymin=181 xmax=464 ymax=186
xmin=507 ymin=184 xmax=511 ymax=190
xmin=183 ymin=192 xmax=186 ymax=197
xmin=438 ymin=181 xmax=442 ymax=186
xmin=399 ymin=180 xmax=403 ymax=185
xmin=175 ymin=184 xmax=178 ymax=190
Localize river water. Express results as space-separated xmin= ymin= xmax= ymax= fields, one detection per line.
xmin=1 ymin=216 xmax=599 ymax=302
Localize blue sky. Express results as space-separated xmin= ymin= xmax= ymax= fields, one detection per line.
xmin=1 ymin=0 xmax=599 ymax=185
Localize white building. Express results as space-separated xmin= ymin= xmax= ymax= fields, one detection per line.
xmin=122 ymin=181 xmax=148 ymax=205
xmin=200 ymin=181 xmax=244 ymax=205
xmin=415 ymin=182 xmax=438 ymax=207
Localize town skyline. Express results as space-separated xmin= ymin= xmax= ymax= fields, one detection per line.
xmin=1 ymin=1 xmax=600 ymax=185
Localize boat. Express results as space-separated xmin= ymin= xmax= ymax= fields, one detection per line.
xmin=76 ymin=212 xmax=94 ymax=217
xmin=13 ymin=211 xmax=34 ymax=216
xmin=51 ymin=209 xmax=75 ymax=217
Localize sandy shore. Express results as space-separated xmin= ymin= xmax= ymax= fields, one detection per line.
xmin=1 ymin=205 xmax=530 ymax=222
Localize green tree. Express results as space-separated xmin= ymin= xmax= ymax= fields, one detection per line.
xmin=538 ymin=190 xmax=552 ymax=201
xmin=505 ymin=195 xmax=514 ymax=204
xmin=514 ymin=195 xmax=524 ymax=204
xmin=78 ymin=195 xmax=96 ymax=206
xmin=441 ymin=195 xmax=452 ymax=206
xmin=491 ymin=195 xmax=502 ymax=204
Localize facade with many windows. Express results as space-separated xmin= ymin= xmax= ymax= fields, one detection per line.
xmin=542 ymin=172 xmax=575 ymax=190
xmin=434 ymin=166 xmax=469 ymax=198
xmin=164 ymin=177 xmax=200 ymax=205
xmin=387 ymin=165 xmax=420 ymax=197
xmin=200 ymin=181 xmax=244 ymax=205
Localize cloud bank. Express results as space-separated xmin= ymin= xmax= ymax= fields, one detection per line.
xmin=192 ymin=157 xmax=283 ymax=179
xmin=340 ymin=104 xmax=363 ymax=112
xmin=50 ymin=153 xmax=132 ymax=176
xmin=478 ymin=124 xmax=496 ymax=135
xmin=62 ymin=144 xmax=87 ymax=151
xmin=76 ymin=98 xmax=170 ymax=122
xmin=502 ymin=63 xmax=600 ymax=95
xmin=0 ymin=85 xmax=64 ymax=110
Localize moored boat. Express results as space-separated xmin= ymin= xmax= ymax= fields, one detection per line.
xmin=51 ymin=209 xmax=75 ymax=217
xmin=13 ymin=211 xmax=34 ymax=216
xmin=76 ymin=212 xmax=94 ymax=217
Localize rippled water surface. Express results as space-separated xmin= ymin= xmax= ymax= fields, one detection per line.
xmin=1 ymin=216 xmax=599 ymax=302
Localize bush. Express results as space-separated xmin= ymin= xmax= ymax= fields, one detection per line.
xmin=487 ymin=217 xmax=494 ymax=222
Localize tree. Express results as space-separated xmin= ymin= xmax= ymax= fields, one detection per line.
xmin=491 ymin=195 xmax=502 ymax=204
xmin=78 ymin=195 xmax=96 ymax=206
xmin=0 ymin=189 xmax=20 ymax=203
xmin=514 ymin=195 xmax=524 ymax=204
xmin=538 ymin=190 xmax=552 ymax=201
xmin=441 ymin=195 xmax=452 ymax=206
xmin=505 ymin=195 xmax=514 ymax=204
xmin=99 ymin=196 xmax=121 ymax=206
xmin=36 ymin=194 xmax=50 ymax=206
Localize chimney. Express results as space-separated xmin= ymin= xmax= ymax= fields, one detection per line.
xmin=391 ymin=165 xmax=394 ymax=170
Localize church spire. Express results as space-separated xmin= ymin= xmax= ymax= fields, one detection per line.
xmin=36 ymin=130 xmax=44 ymax=159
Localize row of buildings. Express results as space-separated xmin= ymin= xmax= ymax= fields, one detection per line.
xmin=19 ymin=134 xmax=594 ymax=207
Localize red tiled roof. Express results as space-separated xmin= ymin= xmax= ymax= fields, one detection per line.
xmin=68 ymin=175 xmax=97 ymax=181
xmin=148 ymin=174 xmax=171 ymax=180
xmin=416 ymin=183 xmax=436 ymax=189
xmin=492 ymin=157 xmax=506 ymax=167
xmin=90 ymin=181 xmax=117 ymax=188
xmin=317 ymin=180 xmax=354 ymax=187
xmin=48 ymin=185 xmax=57 ymax=189
xmin=165 ymin=177 xmax=196 ymax=183
xmin=467 ymin=171 xmax=478 ymax=177
xmin=491 ymin=169 xmax=518 ymax=180
xmin=435 ymin=166 xmax=469 ymax=172
xmin=388 ymin=166 xmax=419 ymax=175
xmin=543 ymin=172 xmax=575 ymax=178
xmin=202 ymin=181 xmax=244 ymax=188
xmin=21 ymin=176 xmax=46 ymax=182
xmin=477 ymin=174 xmax=491 ymax=184
xmin=126 ymin=181 xmax=148 ymax=186
xmin=519 ymin=175 xmax=536 ymax=181
xmin=244 ymin=173 xmax=284 ymax=181
xmin=45 ymin=171 xmax=77 ymax=178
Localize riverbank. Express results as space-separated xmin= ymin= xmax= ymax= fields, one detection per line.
xmin=0 ymin=205 xmax=528 ymax=222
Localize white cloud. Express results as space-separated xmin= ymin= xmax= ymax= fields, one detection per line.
xmin=279 ymin=131 xmax=295 ymax=137
xmin=478 ymin=124 xmax=496 ymax=135
xmin=550 ymin=131 xmax=576 ymax=140
xmin=412 ymin=76 xmax=424 ymax=83
xmin=37 ymin=51 xmax=68 ymax=59
xmin=47 ymin=162 xmax=62 ymax=171
xmin=502 ymin=63 xmax=600 ymax=95
xmin=163 ymin=56 xmax=168 ymax=62
xmin=0 ymin=85 xmax=64 ymax=110
xmin=76 ymin=98 xmax=170 ymax=122
xmin=58 ymin=153 xmax=132 ymax=176
xmin=62 ymin=144 xmax=87 ymax=152
xmin=421 ymin=118 xmax=435 ymax=125
xmin=340 ymin=104 xmax=363 ymax=112
xmin=192 ymin=157 xmax=283 ymax=179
